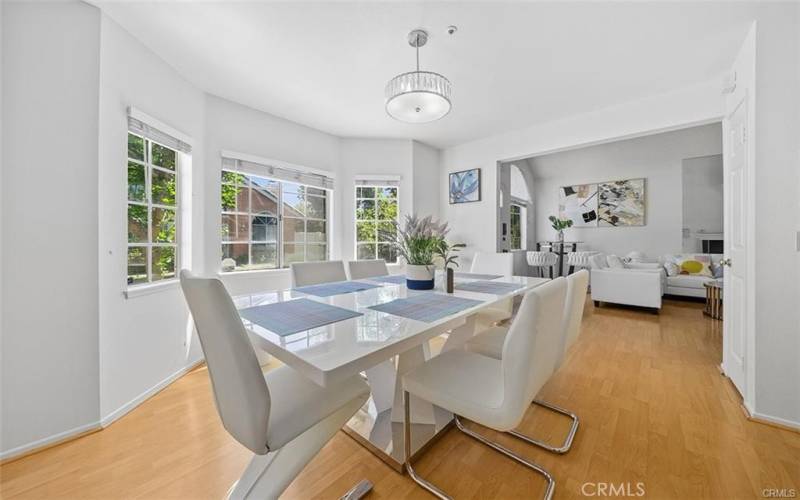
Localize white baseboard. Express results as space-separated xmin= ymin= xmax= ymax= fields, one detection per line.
xmin=100 ymin=360 xmax=204 ymax=428
xmin=1 ymin=359 xmax=204 ymax=462
xmin=0 ymin=421 xmax=101 ymax=462
xmin=749 ymin=409 xmax=800 ymax=431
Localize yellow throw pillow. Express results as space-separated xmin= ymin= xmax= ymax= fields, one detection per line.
xmin=678 ymin=257 xmax=713 ymax=277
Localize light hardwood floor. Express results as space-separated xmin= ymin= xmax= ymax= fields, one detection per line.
xmin=2 ymin=298 xmax=798 ymax=499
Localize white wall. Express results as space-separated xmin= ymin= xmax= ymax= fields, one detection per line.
xmin=412 ymin=141 xmax=441 ymax=221
xmin=440 ymin=78 xmax=724 ymax=267
xmin=1 ymin=1 xmax=102 ymax=455
xmin=750 ymin=5 xmax=800 ymax=426
xmin=204 ymin=94 xmax=341 ymax=294
xmin=339 ymin=139 xmax=413 ymax=262
xmin=96 ymin=13 xmax=207 ymax=423
xmin=527 ymin=123 xmax=722 ymax=258
xmin=682 ymin=155 xmax=723 ymax=253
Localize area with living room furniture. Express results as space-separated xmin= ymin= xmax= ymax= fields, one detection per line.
xmin=2 ymin=2 xmax=798 ymax=500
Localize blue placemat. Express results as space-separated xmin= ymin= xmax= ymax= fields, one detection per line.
xmin=456 ymin=280 xmax=525 ymax=295
xmin=293 ymin=280 xmax=381 ymax=297
xmin=368 ymin=293 xmax=483 ymax=323
xmin=239 ymin=298 xmax=363 ymax=337
xmin=367 ymin=274 xmax=406 ymax=285
xmin=454 ymin=272 xmax=503 ymax=280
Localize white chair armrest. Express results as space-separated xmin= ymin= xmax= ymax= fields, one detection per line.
xmin=591 ymin=268 xmax=662 ymax=309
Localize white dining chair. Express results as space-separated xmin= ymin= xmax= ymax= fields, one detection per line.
xmin=566 ymin=251 xmax=600 ymax=275
xmin=402 ymin=278 xmax=567 ymax=500
xmin=470 ymin=251 xmax=515 ymax=326
xmin=347 ymin=259 xmax=389 ymax=280
xmin=179 ymin=271 xmax=371 ymax=499
xmin=527 ymin=251 xmax=558 ymax=278
xmin=290 ymin=260 xmax=348 ymax=287
xmin=464 ymin=269 xmax=589 ymax=454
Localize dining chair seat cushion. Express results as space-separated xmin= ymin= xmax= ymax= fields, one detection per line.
xmin=403 ymin=350 xmax=524 ymax=431
xmin=465 ymin=325 xmax=507 ymax=360
xmin=265 ymin=365 xmax=369 ymax=450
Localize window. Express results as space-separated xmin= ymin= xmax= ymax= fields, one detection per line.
xmin=127 ymin=133 xmax=179 ymax=285
xmin=221 ymin=170 xmax=329 ymax=271
xmin=510 ymin=203 xmax=523 ymax=250
xmin=355 ymin=186 xmax=398 ymax=263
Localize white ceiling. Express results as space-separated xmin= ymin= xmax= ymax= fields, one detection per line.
xmin=93 ymin=1 xmax=758 ymax=149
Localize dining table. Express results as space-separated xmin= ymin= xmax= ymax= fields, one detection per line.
xmin=233 ymin=271 xmax=549 ymax=472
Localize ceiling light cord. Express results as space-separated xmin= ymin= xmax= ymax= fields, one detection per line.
xmin=416 ymin=33 xmax=420 ymax=72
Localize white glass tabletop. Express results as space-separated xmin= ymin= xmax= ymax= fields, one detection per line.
xmin=233 ymin=273 xmax=548 ymax=386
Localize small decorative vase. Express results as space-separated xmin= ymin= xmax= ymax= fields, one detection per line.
xmin=446 ymin=267 xmax=454 ymax=293
xmin=406 ymin=264 xmax=435 ymax=290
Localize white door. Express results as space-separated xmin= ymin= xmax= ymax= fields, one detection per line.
xmin=721 ymin=24 xmax=755 ymax=401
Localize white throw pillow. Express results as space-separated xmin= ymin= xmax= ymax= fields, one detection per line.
xmin=663 ymin=262 xmax=680 ymax=277
xmin=626 ymin=251 xmax=647 ymax=262
xmin=607 ymin=254 xmax=626 ymax=269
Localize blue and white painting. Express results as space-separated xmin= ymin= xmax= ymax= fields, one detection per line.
xmin=449 ymin=168 xmax=481 ymax=204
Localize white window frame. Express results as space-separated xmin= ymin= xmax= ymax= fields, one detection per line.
xmin=220 ymin=168 xmax=331 ymax=272
xmin=354 ymin=184 xmax=400 ymax=263
xmin=126 ymin=132 xmax=181 ymax=288
xmin=509 ymin=202 xmax=525 ymax=250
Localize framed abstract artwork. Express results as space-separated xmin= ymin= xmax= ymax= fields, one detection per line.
xmin=449 ymin=168 xmax=481 ymax=204
xmin=558 ymin=184 xmax=598 ymax=227
xmin=598 ymin=178 xmax=646 ymax=226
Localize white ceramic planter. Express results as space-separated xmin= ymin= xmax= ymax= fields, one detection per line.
xmin=406 ymin=264 xmax=435 ymax=290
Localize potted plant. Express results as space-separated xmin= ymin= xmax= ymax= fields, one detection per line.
xmin=549 ymin=215 xmax=573 ymax=248
xmin=436 ymin=239 xmax=466 ymax=293
xmin=384 ymin=214 xmax=458 ymax=290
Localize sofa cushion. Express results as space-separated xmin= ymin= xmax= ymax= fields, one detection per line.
xmin=590 ymin=253 xmax=607 ymax=269
xmin=607 ymin=254 xmax=625 ymax=269
xmin=667 ymin=275 xmax=712 ymax=289
xmin=627 ymin=262 xmax=662 ymax=270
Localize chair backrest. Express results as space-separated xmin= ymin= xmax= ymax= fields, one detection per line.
xmin=556 ymin=270 xmax=589 ymax=368
xmin=500 ymin=278 xmax=567 ymax=422
xmin=527 ymin=251 xmax=558 ymax=267
xmin=179 ymin=271 xmax=271 ymax=454
xmin=291 ymin=260 xmax=347 ymax=287
xmin=347 ymin=259 xmax=389 ymax=280
xmin=471 ymin=252 xmax=513 ymax=276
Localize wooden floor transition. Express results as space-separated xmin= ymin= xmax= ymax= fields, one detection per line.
xmin=2 ymin=298 xmax=798 ymax=499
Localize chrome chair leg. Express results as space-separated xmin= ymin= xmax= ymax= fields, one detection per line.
xmin=339 ymin=479 xmax=373 ymax=500
xmin=454 ymin=415 xmax=555 ymax=500
xmin=403 ymin=391 xmax=452 ymax=500
xmin=507 ymin=399 xmax=579 ymax=454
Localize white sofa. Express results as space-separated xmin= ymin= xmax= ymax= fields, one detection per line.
xmin=590 ymin=254 xmax=664 ymax=312
xmin=589 ymin=253 xmax=723 ymax=311
xmin=662 ymin=253 xmax=723 ymax=298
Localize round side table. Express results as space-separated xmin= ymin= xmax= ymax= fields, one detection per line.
xmin=703 ymin=280 xmax=723 ymax=320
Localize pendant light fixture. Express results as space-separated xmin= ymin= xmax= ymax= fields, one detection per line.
xmin=385 ymin=29 xmax=452 ymax=123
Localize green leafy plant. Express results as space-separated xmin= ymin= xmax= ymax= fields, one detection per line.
xmin=549 ymin=215 xmax=573 ymax=232
xmin=382 ymin=214 xmax=461 ymax=266
xmin=436 ymin=239 xmax=466 ymax=269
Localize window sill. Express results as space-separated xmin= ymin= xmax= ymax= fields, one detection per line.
xmin=124 ymin=279 xmax=180 ymax=299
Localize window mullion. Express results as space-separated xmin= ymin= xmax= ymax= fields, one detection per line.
xmin=146 ymin=140 xmax=153 ymax=282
